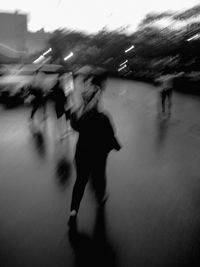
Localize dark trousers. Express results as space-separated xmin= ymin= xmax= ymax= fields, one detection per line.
xmin=30 ymin=99 xmax=46 ymax=120
xmin=161 ymin=88 xmax=172 ymax=114
xmin=70 ymin=149 xmax=108 ymax=213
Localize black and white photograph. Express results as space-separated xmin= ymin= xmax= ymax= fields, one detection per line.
xmin=0 ymin=0 xmax=200 ymax=266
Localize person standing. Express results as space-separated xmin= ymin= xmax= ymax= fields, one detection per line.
xmin=68 ymin=73 xmax=121 ymax=227
xmin=28 ymin=70 xmax=46 ymax=128
xmin=49 ymin=73 xmax=71 ymax=140
xmin=156 ymin=72 xmax=183 ymax=116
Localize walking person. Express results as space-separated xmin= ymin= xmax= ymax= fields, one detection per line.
xmin=28 ymin=70 xmax=46 ymax=129
xmin=156 ymin=72 xmax=183 ymax=116
xmin=68 ymin=73 xmax=121 ymax=227
xmin=159 ymin=74 xmax=174 ymax=116
xmin=49 ymin=73 xmax=71 ymax=140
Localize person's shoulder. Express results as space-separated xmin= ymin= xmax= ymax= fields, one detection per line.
xmin=98 ymin=109 xmax=111 ymax=119
xmin=99 ymin=110 xmax=114 ymax=125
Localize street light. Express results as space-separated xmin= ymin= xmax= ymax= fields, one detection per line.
xmin=33 ymin=55 xmax=45 ymax=64
xmin=120 ymin=59 xmax=128 ymax=66
xmin=64 ymin=52 xmax=74 ymax=61
xmin=125 ymin=45 xmax=134 ymax=53
xmin=187 ymin=34 xmax=200 ymax=42
xmin=118 ymin=64 xmax=127 ymax=72
xmin=33 ymin=47 xmax=52 ymax=64
xmin=42 ymin=48 xmax=52 ymax=56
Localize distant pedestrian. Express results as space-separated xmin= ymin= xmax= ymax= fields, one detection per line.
xmin=68 ymin=73 xmax=121 ymax=227
xmin=28 ymin=70 xmax=46 ymax=128
xmin=49 ymin=73 xmax=71 ymax=140
xmin=156 ymin=72 xmax=183 ymax=116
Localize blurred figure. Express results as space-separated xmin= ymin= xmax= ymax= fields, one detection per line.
xmin=28 ymin=70 xmax=47 ymax=128
xmin=49 ymin=73 xmax=71 ymax=140
xmin=32 ymin=129 xmax=46 ymax=158
xmin=68 ymin=73 xmax=121 ymax=227
xmin=155 ymin=72 xmax=183 ymax=116
xmin=54 ymin=135 xmax=72 ymax=187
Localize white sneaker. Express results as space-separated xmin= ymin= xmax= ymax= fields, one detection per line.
xmin=70 ymin=210 xmax=77 ymax=216
xmin=68 ymin=210 xmax=77 ymax=227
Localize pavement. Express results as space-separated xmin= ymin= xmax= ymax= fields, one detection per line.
xmin=1 ymin=78 xmax=200 ymax=267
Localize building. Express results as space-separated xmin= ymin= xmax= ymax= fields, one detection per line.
xmin=0 ymin=11 xmax=50 ymax=63
xmin=0 ymin=11 xmax=27 ymax=53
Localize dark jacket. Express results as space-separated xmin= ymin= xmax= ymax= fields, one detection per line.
xmin=70 ymin=108 xmax=121 ymax=154
xmin=50 ymin=81 xmax=66 ymax=107
xmin=28 ymin=84 xmax=44 ymax=105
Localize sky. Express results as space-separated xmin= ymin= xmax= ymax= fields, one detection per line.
xmin=0 ymin=0 xmax=199 ymax=33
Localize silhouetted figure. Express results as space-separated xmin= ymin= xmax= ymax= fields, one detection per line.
xmin=53 ymin=131 xmax=72 ymax=182
xmin=29 ymin=127 xmax=46 ymax=159
xmin=156 ymin=72 xmax=183 ymax=116
xmin=68 ymin=73 xmax=121 ymax=227
xmin=49 ymin=73 xmax=71 ymax=140
xmin=157 ymin=74 xmax=174 ymax=116
xmin=28 ymin=71 xmax=46 ymax=128
xmin=56 ymin=157 xmax=71 ymax=183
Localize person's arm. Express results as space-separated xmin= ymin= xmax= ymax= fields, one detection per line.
xmin=104 ymin=114 xmax=122 ymax=151
xmin=174 ymin=72 xmax=184 ymax=78
xmin=70 ymin=105 xmax=84 ymax=132
xmin=69 ymin=80 xmax=83 ymax=111
xmin=68 ymin=78 xmax=86 ymax=131
xmin=112 ymin=136 xmax=122 ymax=151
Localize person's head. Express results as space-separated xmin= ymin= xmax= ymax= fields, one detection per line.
xmin=82 ymin=72 xmax=108 ymax=105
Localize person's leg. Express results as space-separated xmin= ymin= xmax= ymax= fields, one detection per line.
xmin=30 ymin=101 xmax=40 ymax=129
xmin=63 ymin=109 xmax=72 ymax=137
xmin=64 ymin=109 xmax=70 ymax=122
xmin=161 ymin=91 xmax=166 ymax=114
xmin=55 ymin=105 xmax=63 ymax=140
xmin=30 ymin=102 xmax=38 ymax=120
xmin=42 ymin=98 xmax=47 ymax=121
xmin=37 ymin=101 xmax=45 ymax=125
xmin=167 ymin=89 xmax=173 ymax=115
xmin=68 ymin=152 xmax=91 ymax=228
xmin=90 ymin=154 xmax=108 ymax=205
xmin=70 ymin=151 xmax=91 ymax=214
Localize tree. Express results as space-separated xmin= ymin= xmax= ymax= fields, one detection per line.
xmin=139 ymin=12 xmax=174 ymax=28
xmin=48 ymin=29 xmax=89 ymax=64
xmin=47 ymin=4 xmax=200 ymax=77
xmin=173 ymin=5 xmax=200 ymax=20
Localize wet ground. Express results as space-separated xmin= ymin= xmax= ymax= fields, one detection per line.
xmin=1 ymin=78 xmax=200 ymax=267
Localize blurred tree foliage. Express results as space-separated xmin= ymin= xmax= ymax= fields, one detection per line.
xmin=48 ymin=4 xmax=200 ymax=79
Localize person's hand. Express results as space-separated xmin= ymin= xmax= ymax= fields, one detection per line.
xmin=177 ymin=72 xmax=184 ymax=77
